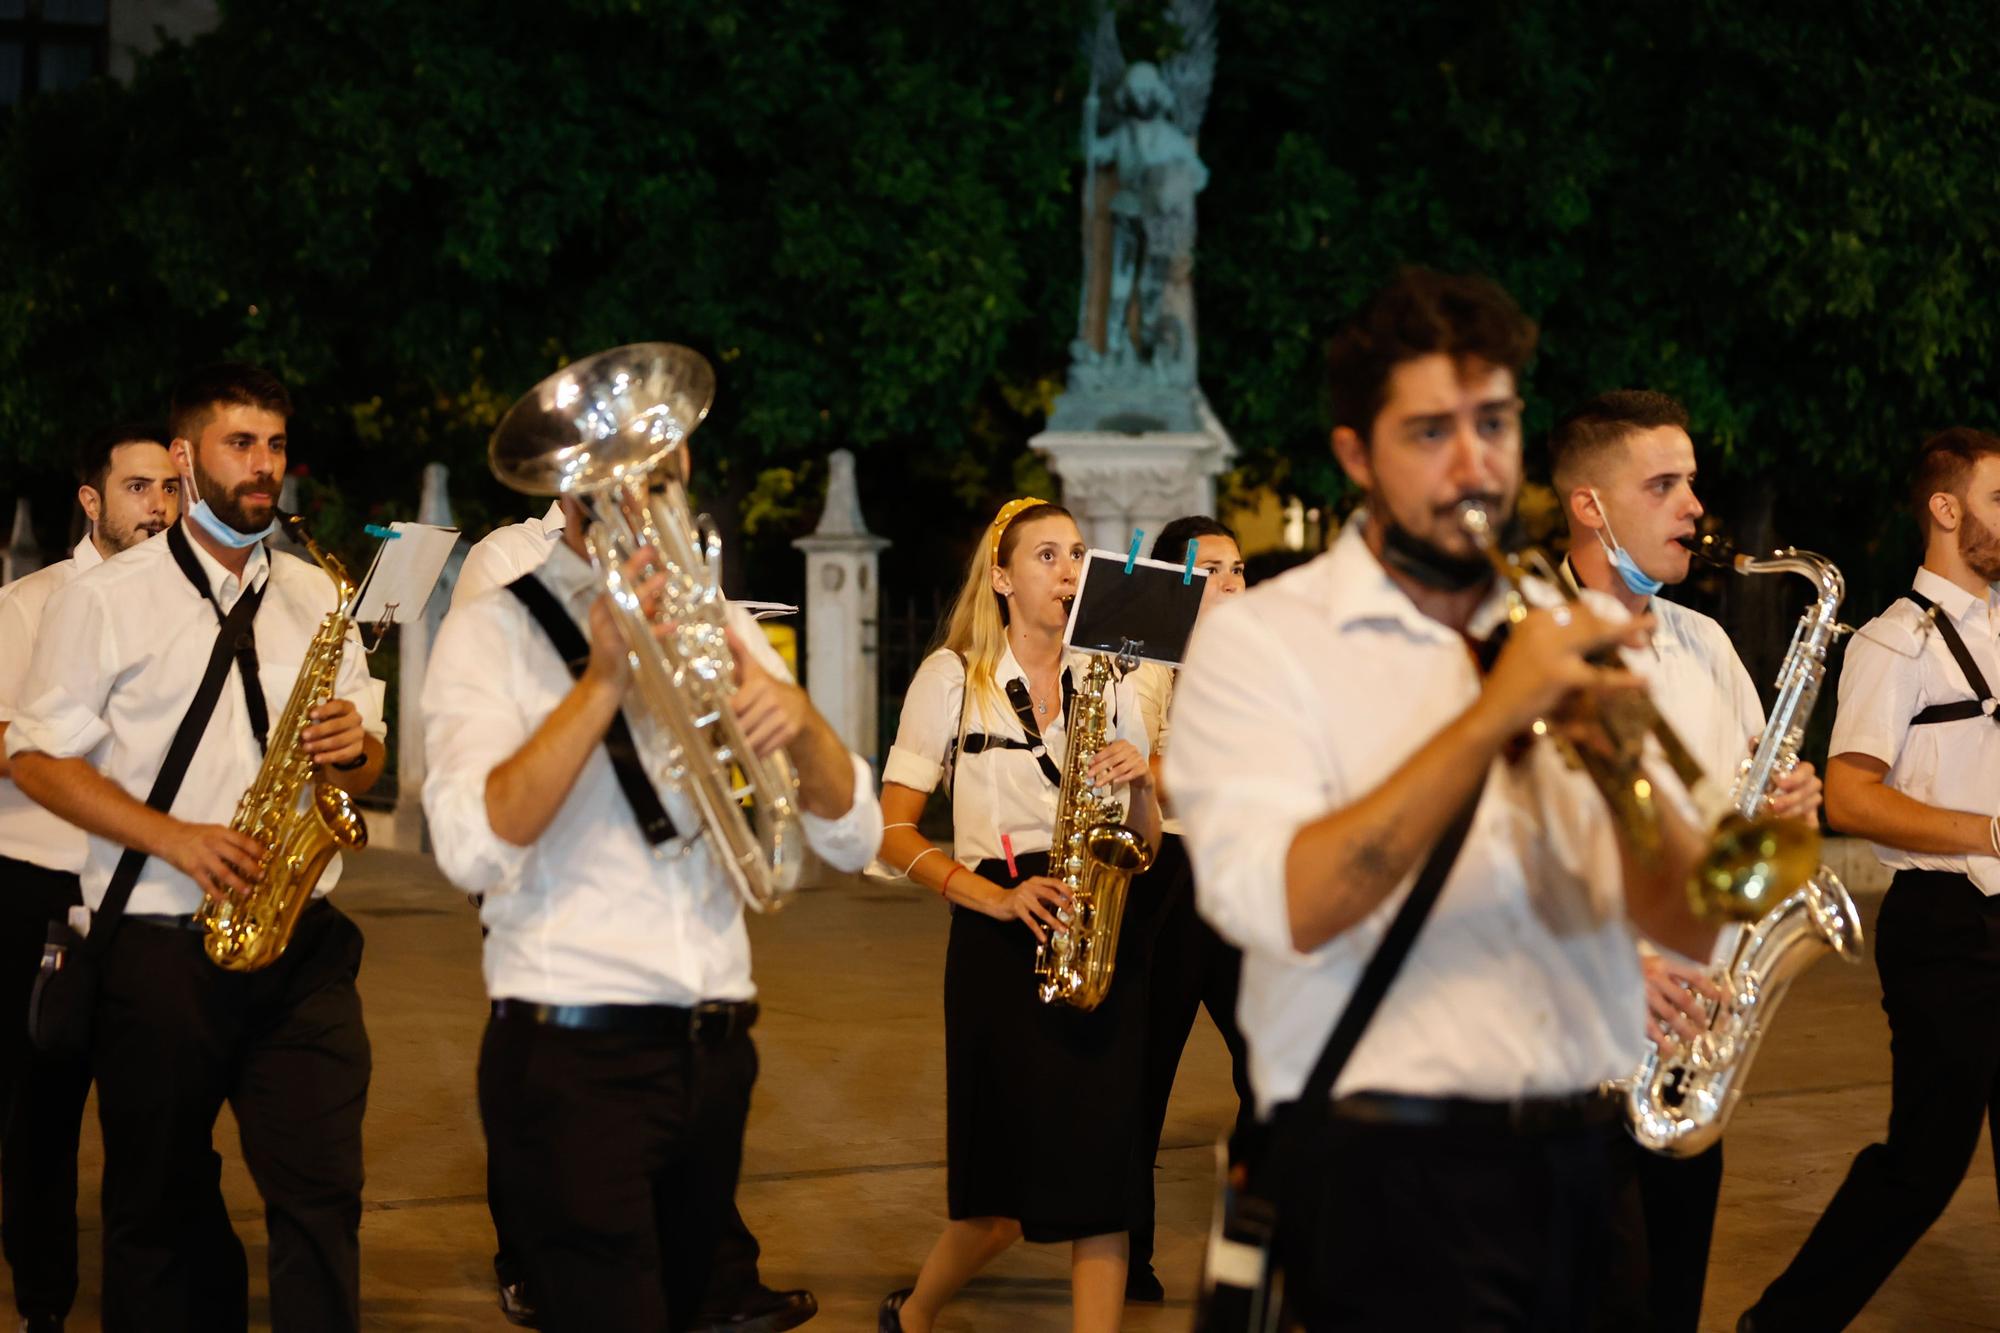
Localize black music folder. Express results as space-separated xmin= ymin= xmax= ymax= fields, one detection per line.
xmin=1062 ymin=547 xmax=1208 ymax=667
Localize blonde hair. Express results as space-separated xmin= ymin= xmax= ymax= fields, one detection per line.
xmin=936 ymin=499 xmax=1072 ymax=727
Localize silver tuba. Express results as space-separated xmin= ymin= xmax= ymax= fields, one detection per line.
xmin=1622 ymin=538 xmax=1866 ymax=1156
xmin=489 ymin=343 xmax=803 ymax=912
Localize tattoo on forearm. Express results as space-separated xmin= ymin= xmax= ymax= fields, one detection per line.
xmin=1350 ymin=835 xmax=1395 ymax=888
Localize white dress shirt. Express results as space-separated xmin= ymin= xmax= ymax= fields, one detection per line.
xmin=882 ymin=645 xmax=1147 ymax=869
xmin=422 ymin=541 xmax=882 ymax=1006
xmin=0 ymin=537 xmax=104 ymax=873
xmin=1130 ymin=661 xmax=1185 ymax=837
xmin=4 ymin=525 xmax=384 ymax=916
xmin=1831 ymin=566 xmax=2000 ymax=891
xmin=1167 ymin=520 xmax=1645 ymax=1113
xmin=450 ymin=502 xmax=565 ymax=609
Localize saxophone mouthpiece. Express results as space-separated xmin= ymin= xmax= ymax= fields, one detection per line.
xmin=1680 ymin=532 xmax=1744 ymax=570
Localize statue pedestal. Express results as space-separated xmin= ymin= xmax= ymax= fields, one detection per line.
xmin=1030 ymin=393 xmax=1236 ymax=551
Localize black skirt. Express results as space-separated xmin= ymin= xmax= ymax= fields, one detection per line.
xmin=944 ymin=851 xmax=1151 ymax=1243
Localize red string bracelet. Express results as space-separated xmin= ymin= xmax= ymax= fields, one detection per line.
xmin=940 ymin=864 xmax=965 ymax=897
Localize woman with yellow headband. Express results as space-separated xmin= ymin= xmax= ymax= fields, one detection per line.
xmin=876 ymin=498 xmax=1160 ymax=1332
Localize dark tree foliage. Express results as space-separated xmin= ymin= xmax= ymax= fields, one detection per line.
xmin=3 ymin=0 xmax=1998 ymax=635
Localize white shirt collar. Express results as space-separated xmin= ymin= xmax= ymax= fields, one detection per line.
xmin=538 ymin=538 xmax=598 ymax=603
xmin=1325 ymin=517 xmax=1512 ymax=645
xmin=1913 ymin=565 xmax=1996 ymax=625
xmin=541 ymin=501 xmax=566 ymax=536
xmin=179 ymin=520 xmax=270 ymax=602
xmin=71 ymin=535 xmax=104 ymax=572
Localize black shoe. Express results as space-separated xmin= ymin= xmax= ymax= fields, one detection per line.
xmin=495 ymin=1257 xmax=540 ymax=1329
xmin=688 ymin=1285 xmax=818 ymax=1333
xmin=878 ymin=1287 xmax=913 ymax=1333
xmin=1125 ymin=1265 xmax=1166 ymax=1302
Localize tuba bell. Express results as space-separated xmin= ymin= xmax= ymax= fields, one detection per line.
xmin=489 ymin=343 xmax=803 ymax=912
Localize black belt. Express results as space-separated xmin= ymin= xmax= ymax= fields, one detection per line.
xmin=126 ymin=913 xmax=205 ymax=932
xmin=1330 ymin=1088 xmax=1620 ymax=1135
xmin=490 ymin=998 xmax=758 ymax=1044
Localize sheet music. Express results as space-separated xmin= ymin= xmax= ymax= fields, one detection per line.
xmin=352 ymin=523 xmax=458 ymax=625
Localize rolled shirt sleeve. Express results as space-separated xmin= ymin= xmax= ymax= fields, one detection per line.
xmin=4 ymin=579 xmax=117 ymax=762
xmin=1167 ymin=602 xmax=1335 ymax=966
xmin=1828 ymin=622 xmax=1921 ymax=767
xmin=882 ymin=649 xmax=963 ymax=794
xmin=421 ymin=594 xmax=535 ymax=897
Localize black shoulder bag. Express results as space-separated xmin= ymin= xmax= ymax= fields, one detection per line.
xmin=1192 ymin=794 xmax=1481 ymax=1333
xmin=28 ymin=557 xmax=266 ymax=1058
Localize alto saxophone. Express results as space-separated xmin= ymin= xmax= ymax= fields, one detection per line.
xmin=196 ymin=512 xmax=369 ymax=972
xmin=1622 ymin=537 xmax=1866 ymax=1156
xmin=1034 ymin=646 xmax=1155 ymax=1011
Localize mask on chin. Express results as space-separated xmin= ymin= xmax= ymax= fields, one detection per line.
xmin=1377 ymin=508 xmax=1506 ymax=592
xmin=1588 ymin=488 xmax=1664 ymax=597
xmin=184 ymin=468 xmax=279 ymax=550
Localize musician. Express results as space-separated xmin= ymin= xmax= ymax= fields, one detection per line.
xmin=0 ymin=423 xmax=179 ymax=1332
xmin=1168 ymin=268 xmax=1717 ymax=1327
xmin=1741 ymin=427 xmax=2000 ymax=1331
xmin=6 ymin=364 xmax=386 ymax=1332
xmin=441 ymin=501 xmax=824 ymax=1333
xmin=875 ymin=499 xmax=1158 ymax=1333
xmin=1550 ymin=388 xmax=1821 ymax=1333
xmin=421 ymin=496 xmax=880 ymax=1333
xmin=1124 ymin=514 xmax=1251 ymax=1303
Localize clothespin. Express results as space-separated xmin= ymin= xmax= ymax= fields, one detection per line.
xmin=1182 ymin=538 xmax=1199 ymax=585
xmin=1000 ymin=833 xmax=1019 ymax=880
xmin=1124 ymin=529 xmax=1144 ymax=574
xmin=364 ymin=523 xmax=401 ymax=540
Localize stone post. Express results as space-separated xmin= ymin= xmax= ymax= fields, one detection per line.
xmin=2 ymin=498 xmax=43 ymax=585
xmin=389 ymin=463 xmax=463 ymax=852
xmin=792 ymin=451 xmax=890 ymax=765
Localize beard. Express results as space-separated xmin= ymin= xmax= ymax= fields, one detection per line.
xmin=1960 ymin=508 xmax=2000 ymax=583
xmin=96 ymin=503 xmax=169 ymax=556
xmin=1374 ymin=490 xmax=1509 ymax=591
xmin=191 ymin=457 xmax=279 ymax=535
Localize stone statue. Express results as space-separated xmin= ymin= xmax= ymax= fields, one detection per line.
xmin=1063 ymin=0 xmax=1216 ymax=419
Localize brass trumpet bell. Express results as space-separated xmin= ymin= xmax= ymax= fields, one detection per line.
xmin=1690 ymin=813 xmax=1824 ymax=922
xmin=489 ymin=342 xmax=716 ymax=497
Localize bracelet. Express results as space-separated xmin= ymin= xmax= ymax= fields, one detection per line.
xmin=904 ymin=845 xmax=943 ymax=880
xmin=941 ymin=864 xmax=965 ymax=897
xmin=332 ymin=753 xmax=369 ymax=772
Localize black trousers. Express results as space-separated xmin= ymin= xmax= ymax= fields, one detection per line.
xmin=1128 ymin=832 xmax=1253 ymax=1274
xmin=479 ymin=1010 xmax=757 ymax=1333
xmin=1750 ymin=868 xmax=2000 ymax=1329
xmin=1277 ymin=1116 xmax=1646 ymax=1330
xmin=1629 ymin=1139 xmax=1724 ymax=1333
xmin=94 ymin=898 xmax=371 ymax=1333
xmin=0 ymin=855 xmax=90 ymax=1322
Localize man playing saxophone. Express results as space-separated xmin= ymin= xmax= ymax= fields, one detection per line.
xmin=6 ymin=364 xmax=385 ymax=1331
xmin=422 ymin=482 xmax=881 ymax=1332
xmin=1169 ymin=268 xmax=1719 ymax=1328
xmin=1550 ymin=389 xmax=1823 ymax=1333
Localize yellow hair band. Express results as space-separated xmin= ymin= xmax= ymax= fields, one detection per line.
xmin=989 ymin=495 xmax=1050 ymax=563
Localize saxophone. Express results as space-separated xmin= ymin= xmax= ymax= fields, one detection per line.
xmin=195 ymin=512 xmax=369 ymax=972
xmin=1033 ymin=647 xmax=1156 ymax=1011
xmin=1621 ymin=538 xmax=1866 ymax=1156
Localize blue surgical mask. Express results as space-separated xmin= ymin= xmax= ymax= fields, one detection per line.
xmin=184 ymin=468 xmax=279 ymax=550
xmin=1590 ymin=488 xmax=1663 ymax=598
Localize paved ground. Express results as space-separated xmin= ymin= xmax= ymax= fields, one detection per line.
xmin=8 ymin=844 xmax=1995 ymax=1330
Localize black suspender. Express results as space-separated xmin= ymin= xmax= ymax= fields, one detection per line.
xmin=167 ymin=523 xmax=270 ymax=752
xmin=503 ymin=574 xmax=681 ymax=846
xmin=1001 ymin=672 xmax=1076 ymax=789
xmin=1905 ymin=591 xmax=2000 ymax=728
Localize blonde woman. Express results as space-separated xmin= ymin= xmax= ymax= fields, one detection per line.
xmin=877 ymin=499 xmax=1159 ymax=1333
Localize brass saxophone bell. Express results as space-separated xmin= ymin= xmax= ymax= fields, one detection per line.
xmin=1688 ymin=813 xmax=1823 ymax=922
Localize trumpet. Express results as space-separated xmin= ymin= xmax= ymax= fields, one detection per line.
xmin=1456 ymin=503 xmax=1820 ymax=922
